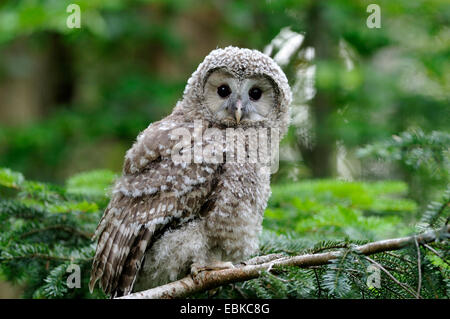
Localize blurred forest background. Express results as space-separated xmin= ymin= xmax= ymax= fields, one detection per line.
xmin=0 ymin=0 xmax=449 ymax=298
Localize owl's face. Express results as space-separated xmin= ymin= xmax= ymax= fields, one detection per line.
xmin=202 ymin=68 xmax=277 ymax=127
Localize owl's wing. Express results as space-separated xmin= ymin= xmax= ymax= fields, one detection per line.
xmin=89 ymin=120 xmax=220 ymax=297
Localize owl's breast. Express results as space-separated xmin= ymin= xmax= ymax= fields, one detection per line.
xmin=204 ymin=162 xmax=271 ymax=261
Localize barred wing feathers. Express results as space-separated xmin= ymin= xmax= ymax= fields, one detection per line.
xmin=89 ymin=120 xmax=219 ymax=297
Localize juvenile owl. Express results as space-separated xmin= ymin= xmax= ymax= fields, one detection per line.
xmin=89 ymin=46 xmax=292 ymax=297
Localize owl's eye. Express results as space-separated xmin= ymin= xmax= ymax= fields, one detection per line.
xmin=249 ymin=87 xmax=262 ymax=101
xmin=217 ymin=84 xmax=231 ymax=98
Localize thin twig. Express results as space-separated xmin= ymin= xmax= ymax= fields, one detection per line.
xmin=365 ymin=256 xmax=419 ymax=299
xmin=384 ymin=251 xmax=415 ymax=266
xmin=422 ymin=243 xmax=450 ymax=266
xmin=19 ymin=225 xmax=92 ymax=240
xmin=384 ymin=284 xmax=406 ymax=299
xmin=265 ymin=271 xmax=291 ymax=283
xmin=231 ymin=284 xmax=248 ymax=298
xmin=414 ymin=237 xmax=422 ymax=298
xmin=313 ymin=268 xmax=322 ymax=298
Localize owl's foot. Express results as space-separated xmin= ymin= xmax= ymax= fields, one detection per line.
xmin=190 ymin=261 xmax=235 ymax=283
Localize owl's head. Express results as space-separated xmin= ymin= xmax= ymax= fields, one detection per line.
xmin=181 ymin=46 xmax=292 ymax=134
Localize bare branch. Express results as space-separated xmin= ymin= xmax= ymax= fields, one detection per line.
xmin=118 ymin=225 xmax=449 ymax=299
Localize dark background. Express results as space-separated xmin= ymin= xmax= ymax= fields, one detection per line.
xmin=0 ymin=0 xmax=448 ymax=298
xmin=0 ymin=0 xmax=447 ymax=184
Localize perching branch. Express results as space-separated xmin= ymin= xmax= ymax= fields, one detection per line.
xmin=118 ymin=225 xmax=449 ymax=299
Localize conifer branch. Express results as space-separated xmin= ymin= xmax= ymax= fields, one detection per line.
xmin=118 ymin=225 xmax=449 ymax=299
xmin=0 ymin=253 xmax=93 ymax=263
xmin=364 ymin=256 xmax=419 ymax=298
xmin=19 ymin=225 xmax=92 ymax=240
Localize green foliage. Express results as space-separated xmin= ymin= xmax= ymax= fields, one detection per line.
xmin=417 ymin=186 xmax=450 ymax=232
xmin=264 ymin=180 xmax=417 ymax=242
xmin=201 ymin=178 xmax=449 ymax=299
xmin=0 ymin=168 xmax=113 ymax=298
xmin=0 ymin=0 xmax=448 ymax=300
xmin=1 ymin=0 xmax=449 ymax=185
xmin=66 ymin=169 xmax=117 ymax=198
xmin=0 ymin=108 xmax=150 ymax=181
xmin=1 ymin=167 xmax=448 ymax=299
xmin=358 ymin=129 xmax=450 ymax=204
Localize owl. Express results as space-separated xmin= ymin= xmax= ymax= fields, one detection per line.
xmin=89 ymin=46 xmax=292 ymax=297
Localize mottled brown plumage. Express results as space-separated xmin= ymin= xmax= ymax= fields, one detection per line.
xmin=89 ymin=46 xmax=291 ymax=297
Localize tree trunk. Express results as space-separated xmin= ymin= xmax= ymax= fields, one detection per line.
xmin=299 ymin=1 xmax=339 ymax=178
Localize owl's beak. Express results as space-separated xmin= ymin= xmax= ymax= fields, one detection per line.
xmin=235 ymin=100 xmax=242 ymax=124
